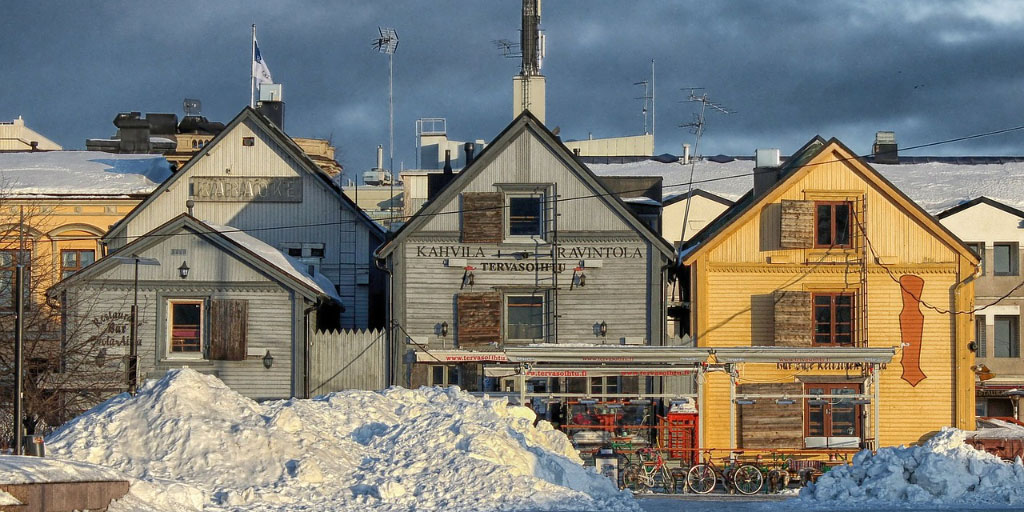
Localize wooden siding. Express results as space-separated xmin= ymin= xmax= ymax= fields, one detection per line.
xmin=738 ymin=383 xmax=803 ymax=449
xmin=308 ymin=329 xmax=385 ymax=393
xmin=399 ymin=238 xmax=653 ymax=347
xmin=63 ymin=284 xmax=296 ymax=400
xmin=418 ymin=131 xmax=636 ymax=234
xmin=708 ymin=151 xmax=959 ymax=265
xmin=111 ymin=117 xmax=374 ymax=328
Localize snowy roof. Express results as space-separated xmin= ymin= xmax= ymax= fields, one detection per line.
xmin=0 ymin=151 xmax=171 ymax=196
xmin=205 ymin=222 xmax=342 ymax=302
xmin=590 ymin=156 xmax=1024 ymax=215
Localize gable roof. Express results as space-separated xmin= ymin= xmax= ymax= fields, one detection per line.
xmin=936 ymin=196 xmax=1024 ymax=220
xmin=376 ymin=111 xmax=676 ymax=259
xmin=680 ymin=136 xmax=979 ymax=266
xmin=104 ymin=107 xmax=384 ymax=242
xmin=52 ymin=213 xmax=339 ymax=304
xmin=663 ymin=188 xmax=734 ymax=208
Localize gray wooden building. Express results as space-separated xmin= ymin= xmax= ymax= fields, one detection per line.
xmin=52 ymin=107 xmax=385 ymax=400
xmin=375 ymin=112 xmax=676 ymax=393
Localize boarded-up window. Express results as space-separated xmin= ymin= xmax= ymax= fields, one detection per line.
xmin=773 ymin=290 xmax=812 ymax=347
xmin=209 ymin=299 xmax=248 ymax=361
xmin=462 ymin=192 xmax=504 ymax=243
xmin=738 ymin=383 xmax=803 ymax=449
xmin=457 ymin=292 xmax=501 ymax=348
xmin=780 ymin=199 xmax=814 ymax=249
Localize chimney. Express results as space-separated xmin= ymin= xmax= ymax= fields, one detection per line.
xmin=29 ymin=141 xmax=38 ymax=152
xmin=376 ymin=144 xmax=384 ymax=170
xmin=443 ymin=150 xmax=453 ymax=175
xmin=463 ymin=142 xmax=475 ymax=169
xmin=873 ymin=131 xmax=898 ymax=164
xmin=682 ymin=143 xmax=691 ymax=164
xmin=753 ymin=148 xmax=782 ymax=197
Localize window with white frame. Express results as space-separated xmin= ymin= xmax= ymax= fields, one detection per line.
xmin=506 ymin=294 xmax=544 ymax=341
xmin=168 ymin=300 xmax=204 ymax=357
xmin=506 ymin=194 xmax=544 ymax=238
xmin=966 ymin=242 xmax=984 ymax=275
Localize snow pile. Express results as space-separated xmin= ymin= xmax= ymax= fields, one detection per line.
xmin=47 ymin=368 xmax=636 ymax=511
xmin=802 ymin=427 xmax=1024 ymax=505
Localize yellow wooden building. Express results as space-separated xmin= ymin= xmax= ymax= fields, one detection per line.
xmin=679 ymin=137 xmax=977 ymax=454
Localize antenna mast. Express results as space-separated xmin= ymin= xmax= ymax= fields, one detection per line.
xmin=374 ymin=26 xmax=399 ymax=228
xmin=678 ymin=88 xmax=733 ymax=244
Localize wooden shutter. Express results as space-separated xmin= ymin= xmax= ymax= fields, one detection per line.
xmin=780 ymin=199 xmax=814 ymax=249
xmin=462 ymin=192 xmax=504 ymax=243
xmin=456 ymin=292 xmax=502 ymax=348
xmin=209 ymin=299 xmax=248 ymax=361
xmin=738 ymin=383 xmax=803 ymax=449
xmin=773 ymin=290 xmax=812 ymax=347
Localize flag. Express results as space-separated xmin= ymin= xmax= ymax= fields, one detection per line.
xmin=253 ymin=39 xmax=273 ymax=85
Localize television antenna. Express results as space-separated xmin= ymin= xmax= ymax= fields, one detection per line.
xmin=373 ymin=26 xmax=399 ymax=228
xmin=633 ymin=60 xmax=656 ymax=137
xmin=677 ymin=88 xmax=733 ymax=246
xmin=183 ymin=98 xmax=202 ymax=117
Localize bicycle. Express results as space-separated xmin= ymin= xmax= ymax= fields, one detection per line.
xmin=620 ymin=447 xmax=676 ymax=493
xmin=686 ymin=450 xmax=764 ymax=495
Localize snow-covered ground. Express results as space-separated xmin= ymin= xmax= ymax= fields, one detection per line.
xmin=43 ymin=368 xmax=638 ymax=511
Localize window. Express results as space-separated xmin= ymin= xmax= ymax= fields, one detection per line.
xmin=813 ymin=293 xmax=854 ymax=346
xmin=169 ymin=300 xmax=204 ymax=356
xmin=805 ymin=383 xmax=861 ymax=444
xmin=966 ymin=242 xmax=985 ymax=275
xmin=994 ymin=315 xmax=1019 ymax=358
xmin=994 ymin=243 xmax=1018 ymax=276
xmin=430 ymin=365 xmax=458 ymax=387
xmin=0 ymin=249 xmax=30 ymax=310
xmin=589 ymin=376 xmax=620 ymax=398
xmin=507 ymin=195 xmax=543 ymax=237
xmin=61 ymin=249 xmax=95 ymax=279
xmin=814 ymin=202 xmax=852 ymax=248
xmin=976 ymin=315 xmax=987 ymax=358
xmin=506 ymin=294 xmax=544 ymax=341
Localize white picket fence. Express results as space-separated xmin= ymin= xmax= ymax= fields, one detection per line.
xmin=308 ymin=328 xmax=386 ymax=395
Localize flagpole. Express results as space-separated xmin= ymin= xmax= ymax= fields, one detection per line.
xmin=250 ymin=24 xmax=257 ymax=108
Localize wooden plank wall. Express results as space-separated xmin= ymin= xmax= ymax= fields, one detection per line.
xmin=738 ymin=383 xmax=803 ymax=449
xmin=308 ymin=328 xmax=386 ymax=394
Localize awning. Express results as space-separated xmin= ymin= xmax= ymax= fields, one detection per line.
xmin=483 ymin=365 xmax=700 ymax=378
xmin=711 ymin=346 xmax=895 ymax=364
xmin=414 ymin=350 xmax=509 ymax=363
xmin=504 ymin=346 xmax=712 ymax=364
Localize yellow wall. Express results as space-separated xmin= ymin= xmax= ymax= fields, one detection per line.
xmin=1 ymin=199 xmax=140 ymax=304
xmin=691 ymin=143 xmax=974 ymax=451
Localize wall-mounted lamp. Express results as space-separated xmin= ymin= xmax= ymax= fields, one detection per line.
xmin=968 ymin=341 xmax=979 ymax=353
xmin=775 ymin=398 xmax=795 ymax=405
xmin=178 ymin=261 xmax=190 ymax=279
xmin=263 ymin=349 xmax=274 ymax=369
xmin=461 ymin=266 xmax=475 ymax=289
xmin=849 ymin=399 xmax=872 ymax=405
xmin=441 ymin=321 xmax=449 ymax=338
xmin=807 ymin=399 xmax=828 ymax=406
xmin=599 ymin=321 xmax=608 ymax=337
xmin=735 ymin=399 xmax=756 ymax=405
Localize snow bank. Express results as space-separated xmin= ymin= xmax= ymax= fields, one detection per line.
xmin=47 ymin=368 xmax=636 ymax=511
xmin=801 ymin=427 xmax=1024 ymax=506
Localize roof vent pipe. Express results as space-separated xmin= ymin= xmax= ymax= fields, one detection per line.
xmin=463 ymin=142 xmax=475 ymax=169
xmin=682 ymin=143 xmax=691 ymax=164
xmin=376 ymin=144 xmax=384 ymax=170
xmin=443 ymin=150 xmax=453 ymax=175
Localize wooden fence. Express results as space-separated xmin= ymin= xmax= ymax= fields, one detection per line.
xmin=308 ymin=328 xmax=385 ymax=395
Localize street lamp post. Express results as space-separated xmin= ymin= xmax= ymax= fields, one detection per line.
xmin=113 ymin=255 xmax=159 ymax=395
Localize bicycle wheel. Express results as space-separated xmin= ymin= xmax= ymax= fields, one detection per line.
xmin=732 ymin=464 xmax=764 ymax=495
xmin=686 ymin=464 xmax=716 ymax=494
xmin=620 ymin=464 xmax=648 ymax=493
xmin=658 ymin=467 xmax=677 ymax=494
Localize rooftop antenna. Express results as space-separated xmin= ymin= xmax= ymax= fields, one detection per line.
xmin=373 ymin=26 xmax=399 ymax=229
xmin=678 ymin=88 xmax=733 ymax=247
xmin=633 ymin=60 xmax=656 ymax=137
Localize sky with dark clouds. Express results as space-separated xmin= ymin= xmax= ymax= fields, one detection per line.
xmin=4 ymin=1 xmax=1024 ymax=178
